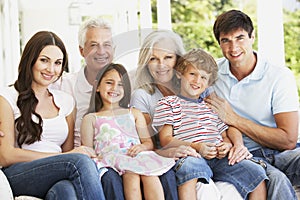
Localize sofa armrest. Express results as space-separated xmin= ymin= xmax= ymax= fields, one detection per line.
xmin=0 ymin=169 xmax=14 ymax=200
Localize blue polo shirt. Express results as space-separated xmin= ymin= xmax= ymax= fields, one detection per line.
xmin=213 ymin=52 xmax=299 ymax=151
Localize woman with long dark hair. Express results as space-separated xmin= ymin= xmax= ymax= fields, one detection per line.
xmin=0 ymin=31 xmax=105 ymax=200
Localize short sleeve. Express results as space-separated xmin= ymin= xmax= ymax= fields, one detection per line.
xmin=272 ymin=68 xmax=299 ymax=114
xmin=49 ymin=89 xmax=75 ymax=117
xmin=152 ymin=96 xmax=181 ymax=131
xmin=130 ymin=89 xmax=151 ymax=114
xmin=0 ymin=87 xmax=20 ymax=118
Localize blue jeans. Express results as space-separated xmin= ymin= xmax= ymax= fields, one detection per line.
xmin=102 ymin=168 xmax=124 ymax=200
xmin=175 ymin=156 xmax=268 ymax=200
xmin=159 ymin=168 xmax=178 ymax=200
xmin=102 ymin=167 xmax=178 ymax=200
xmin=45 ymin=180 xmax=77 ymax=200
xmin=173 ymin=156 xmax=212 ymax=185
xmin=251 ymin=147 xmax=300 ymax=200
xmin=207 ymin=157 xmax=268 ymax=199
xmin=3 ymin=153 xmax=105 ymax=200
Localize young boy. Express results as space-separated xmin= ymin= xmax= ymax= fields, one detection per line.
xmin=152 ymin=48 xmax=268 ymax=200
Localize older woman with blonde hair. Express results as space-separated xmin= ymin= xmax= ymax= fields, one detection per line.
xmin=131 ymin=29 xmax=245 ymax=200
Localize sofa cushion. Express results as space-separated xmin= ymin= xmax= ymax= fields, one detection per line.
xmin=0 ymin=169 xmax=14 ymax=200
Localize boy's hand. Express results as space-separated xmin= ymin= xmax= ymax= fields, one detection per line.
xmin=216 ymin=142 xmax=232 ymax=159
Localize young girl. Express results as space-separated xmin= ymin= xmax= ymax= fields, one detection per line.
xmin=81 ymin=63 xmax=175 ymax=200
xmin=152 ymin=48 xmax=268 ymax=200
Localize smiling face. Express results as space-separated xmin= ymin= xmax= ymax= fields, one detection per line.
xmin=80 ymin=27 xmax=114 ymax=73
xmin=32 ymin=45 xmax=63 ymax=89
xmin=179 ymin=64 xmax=210 ymax=99
xmin=147 ymin=39 xmax=177 ymax=85
xmin=97 ymin=69 xmax=124 ymax=107
xmin=219 ymin=28 xmax=255 ymax=68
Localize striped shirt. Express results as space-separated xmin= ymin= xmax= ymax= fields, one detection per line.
xmin=152 ymin=96 xmax=228 ymax=143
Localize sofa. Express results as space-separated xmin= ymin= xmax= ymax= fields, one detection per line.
xmin=2 ymin=168 xmax=300 ymax=200
xmin=0 ymin=168 xmax=240 ymax=200
xmin=0 ymin=169 xmax=41 ymax=200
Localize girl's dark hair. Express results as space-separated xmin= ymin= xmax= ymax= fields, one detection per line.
xmin=213 ymin=9 xmax=254 ymax=44
xmin=14 ymin=31 xmax=68 ymax=147
xmin=86 ymin=63 xmax=131 ymax=114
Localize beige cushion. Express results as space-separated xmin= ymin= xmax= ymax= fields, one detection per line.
xmin=15 ymin=196 xmax=42 ymax=200
xmin=0 ymin=169 xmax=14 ymax=200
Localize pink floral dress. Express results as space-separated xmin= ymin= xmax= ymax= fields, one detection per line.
xmin=92 ymin=112 xmax=175 ymax=176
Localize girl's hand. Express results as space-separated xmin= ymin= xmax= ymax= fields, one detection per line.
xmin=227 ymin=145 xmax=252 ymax=165
xmin=69 ymin=146 xmax=97 ymax=158
xmin=127 ymin=144 xmax=146 ymax=157
xmin=216 ymin=142 xmax=232 ymax=159
xmin=97 ymin=154 xmax=103 ymax=161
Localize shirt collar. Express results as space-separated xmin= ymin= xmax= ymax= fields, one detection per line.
xmin=78 ymin=67 xmax=93 ymax=93
xmin=218 ymin=51 xmax=267 ymax=81
xmin=178 ymin=94 xmax=203 ymax=103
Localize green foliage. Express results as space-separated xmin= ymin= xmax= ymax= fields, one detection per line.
xmin=283 ymin=9 xmax=300 ymax=97
xmin=169 ymin=0 xmax=233 ymax=58
xmin=283 ymin=9 xmax=300 ymax=72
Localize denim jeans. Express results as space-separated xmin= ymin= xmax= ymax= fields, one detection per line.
xmin=207 ymin=157 xmax=268 ymax=199
xmin=173 ymin=156 xmax=212 ymax=185
xmin=251 ymin=147 xmax=300 ymax=200
xmin=159 ymin=168 xmax=178 ymax=200
xmin=102 ymin=167 xmax=178 ymax=200
xmin=45 ymin=180 xmax=77 ymax=200
xmin=174 ymin=156 xmax=268 ymax=200
xmin=102 ymin=168 xmax=124 ymax=200
xmin=3 ymin=153 xmax=105 ymax=200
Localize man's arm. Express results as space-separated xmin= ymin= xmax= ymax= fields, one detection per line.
xmin=232 ymin=111 xmax=298 ymax=150
xmin=207 ymin=96 xmax=299 ymax=151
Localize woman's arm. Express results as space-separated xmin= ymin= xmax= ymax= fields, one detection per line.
xmin=128 ymin=108 xmax=153 ymax=157
xmin=159 ymin=124 xmax=200 ymax=158
xmin=61 ymin=108 xmax=75 ymax=152
xmin=159 ymin=124 xmax=190 ymax=148
xmin=0 ymin=96 xmax=58 ymax=167
xmin=0 ymin=96 xmax=95 ymax=168
xmin=80 ymin=113 xmax=96 ymax=148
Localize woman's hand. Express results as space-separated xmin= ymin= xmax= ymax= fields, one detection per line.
xmin=172 ymin=145 xmax=200 ymax=159
xmin=68 ymin=146 xmax=97 ymax=158
xmin=156 ymin=145 xmax=200 ymax=160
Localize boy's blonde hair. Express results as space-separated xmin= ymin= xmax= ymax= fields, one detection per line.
xmin=175 ymin=48 xmax=218 ymax=86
